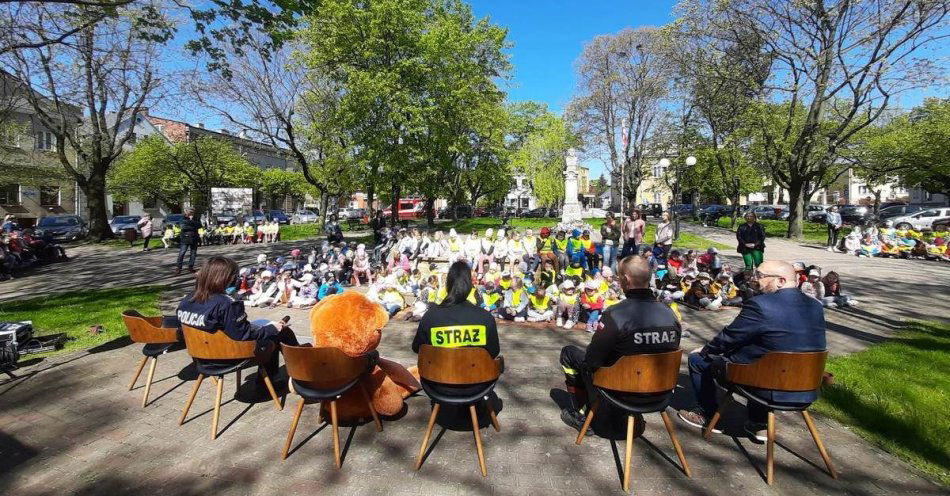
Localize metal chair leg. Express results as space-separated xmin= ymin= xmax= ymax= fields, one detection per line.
xmin=282 ymin=398 xmax=306 ymax=460
xmin=661 ymin=411 xmax=692 ymax=478
xmin=470 ymin=404 xmax=487 ymax=477
xmin=141 ymin=357 xmax=158 ymax=408
xmin=802 ymin=410 xmax=838 ymax=479
xmin=415 ymin=403 xmax=441 ymax=470
xmin=128 ymin=356 xmax=147 ymax=390
xmin=179 ymin=374 xmax=204 ymax=425
xmin=575 ymin=398 xmax=600 ymax=445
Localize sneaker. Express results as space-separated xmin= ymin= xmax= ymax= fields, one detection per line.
xmin=514 ymin=317 xmax=525 ymax=323
xmin=677 ymin=409 xmax=722 ymax=434
xmin=564 ymin=320 xmax=576 ymax=329
xmin=526 ymin=316 xmax=538 ymax=322
xmin=744 ymin=421 xmax=767 ymax=443
xmin=556 ymin=318 xmax=564 ymax=327
xmin=585 ymin=324 xmax=595 ymax=334
xmin=560 ymin=408 xmax=586 ymax=431
xmin=826 ymin=247 xmax=833 ymax=252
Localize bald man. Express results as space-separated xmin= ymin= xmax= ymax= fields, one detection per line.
xmin=559 ymin=256 xmax=682 ymax=430
xmin=678 ymin=260 xmax=827 ymax=441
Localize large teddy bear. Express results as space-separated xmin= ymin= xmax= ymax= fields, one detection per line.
xmin=308 ymin=291 xmax=420 ymax=421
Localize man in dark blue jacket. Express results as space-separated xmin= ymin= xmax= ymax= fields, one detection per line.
xmin=678 ymin=260 xmax=826 ymax=441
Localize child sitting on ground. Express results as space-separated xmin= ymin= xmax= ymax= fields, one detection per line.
xmin=479 ymin=281 xmax=502 ymax=317
xmin=579 ymin=280 xmax=605 ymax=333
xmin=289 ymin=273 xmax=319 ymax=308
xmin=697 ymin=247 xmax=723 ymax=277
xmin=318 ymin=272 xmax=345 ymax=301
xmin=555 ymin=280 xmax=580 ymax=329
xmin=687 ymin=272 xmax=721 ymax=310
xmin=820 ymin=271 xmax=859 ymax=307
xmin=800 ymin=269 xmax=825 ymax=302
xmin=246 ymin=270 xmax=278 ymax=307
xmin=526 ymin=286 xmax=555 ymax=323
xmin=501 ymin=278 xmax=529 ymax=322
xmin=375 ymin=280 xmax=405 ymax=317
xmin=710 ymin=272 xmax=743 ymax=307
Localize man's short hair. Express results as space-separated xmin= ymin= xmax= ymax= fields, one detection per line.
xmin=619 ymin=256 xmax=651 ymax=289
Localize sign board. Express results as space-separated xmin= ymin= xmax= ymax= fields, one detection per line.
xmin=210 ymin=188 xmax=253 ymax=214
xmin=747 ymin=192 xmax=768 ymax=203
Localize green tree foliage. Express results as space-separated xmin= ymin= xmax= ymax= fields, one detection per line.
xmin=883 ymin=99 xmax=950 ymax=197
xmin=109 ymin=136 xmax=258 ymax=215
xmin=258 ymin=168 xmax=320 ymax=207
xmin=510 ymin=110 xmax=580 ymax=207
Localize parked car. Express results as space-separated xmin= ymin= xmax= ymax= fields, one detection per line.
xmin=161 ymin=214 xmax=185 ymax=232
xmin=749 ymin=205 xmax=780 ymax=220
xmin=35 ymin=215 xmax=87 ymax=242
xmin=839 ymin=205 xmax=872 ymax=225
xmin=877 ymin=204 xmax=924 ymax=221
xmin=109 ymin=215 xmax=141 ymax=234
xmin=890 ymin=207 xmax=950 ymax=231
xmin=439 ymin=205 xmax=473 ymax=219
xmin=250 ymin=210 xmax=267 ymax=224
xmin=806 ymin=205 xmax=829 ymax=223
xmin=932 ymin=217 xmax=950 ymax=231
xmin=268 ymin=209 xmax=290 ymax=224
xmin=291 ymin=209 xmax=319 ymax=224
xmin=522 ymin=207 xmax=549 ymax=218
xmin=879 ymin=201 xmax=908 ymax=210
xmin=776 ymin=206 xmax=790 ymax=220
xmin=215 ymin=209 xmax=240 ymax=225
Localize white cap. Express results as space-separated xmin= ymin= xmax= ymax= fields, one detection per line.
xmin=257 ymin=254 xmax=266 ymax=263
xmin=560 ymin=280 xmax=575 ymax=290
xmin=261 ymin=270 xmax=273 ymax=278
xmin=449 ymin=228 xmax=457 ymax=237
xmin=808 ymin=269 xmax=821 ymax=277
xmin=497 ymin=229 xmax=505 ymax=239
xmin=585 ymin=280 xmax=600 ymax=290
xmin=485 ymin=228 xmax=494 ymax=238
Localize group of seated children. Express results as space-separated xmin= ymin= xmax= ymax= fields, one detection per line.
xmin=793 ymin=262 xmax=859 ymax=308
xmin=838 ymin=223 xmax=949 ymax=262
xmin=231 ymin=244 xmax=360 ymax=308
xmin=160 ymin=220 xmax=283 ymax=248
xmin=657 ymin=247 xmax=743 ymax=311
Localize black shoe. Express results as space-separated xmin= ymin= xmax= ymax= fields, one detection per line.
xmin=560 ymin=407 xmax=586 ymax=431
xmin=744 ymin=421 xmax=767 ymax=443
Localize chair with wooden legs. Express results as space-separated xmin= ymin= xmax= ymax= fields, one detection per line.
xmin=178 ymin=325 xmax=283 ymax=440
xmin=575 ymin=350 xmax=691 ymax=492
xmin=122 ymin=310 xmax=182 ymax=408
xmin=702 ymin=351 xmax=837 ymax=486
xmin=280 ymin=344 xmax=381 ymax=467
xmin=415 ymin=345 xmax=504 ymax=477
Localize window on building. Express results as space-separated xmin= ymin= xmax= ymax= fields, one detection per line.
xmin=142 ymin=197 xmax=157 ymax=209
xmin=858 ymin=185 xmax=869 ymax=194
xmin=0 ymin=184 xmax=19 ymax=205
xmin=35 ymin=130 xmax=54 ymax=151
xmin=40 ymin=186 xmax=60 ymax=206
xmin=1 ymin=126 xmax=20 ymax=147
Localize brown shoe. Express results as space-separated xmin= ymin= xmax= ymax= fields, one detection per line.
xmin=677 ymin=408 xmax=722 ymax=434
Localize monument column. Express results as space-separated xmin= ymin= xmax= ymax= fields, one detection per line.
xmin=561 ymin=148 xmax=582 ymax=224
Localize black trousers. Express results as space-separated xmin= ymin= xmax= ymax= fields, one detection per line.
xmin=256 ymin=327 xmax=299 ymax=379
xmin=176 ymin=242 xmax=197 ymax=270
xmin=560 ymin=345 xmax=597 ymax=412
xmin=827 ymin=225 xmax=839 ymax=248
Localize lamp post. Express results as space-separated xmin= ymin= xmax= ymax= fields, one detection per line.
xmin=657 ymin=154 xmax=696 ymax=240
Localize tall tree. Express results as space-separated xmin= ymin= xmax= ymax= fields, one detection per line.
xmin=109 ymin=136 xmax=259 ymax=215
xmin=1 ymin=6 xmax=171 ymax=239
xmin=567 ymin=27 xmax=670 ymax=211
xmin=510 ymin=111 xmax=579 ymax=207
xmin=675 ymin=0 xmax=949 ymax=238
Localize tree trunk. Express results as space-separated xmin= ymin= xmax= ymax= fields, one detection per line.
xmin=872 ymin=189 xmax=882 ymax=214
xmin=390 ymin=181 xmax=400 ymax=227
xmin=366 ymin=181 xmax=375 ymax=223
xmin=785 ymin=180 xmax=806 ymax=239
xmin=425 ymin=196 xmax=435 ymax=227
xmin=84 ymin=170 xmax=112 ymax=240
xmin=319 ymin=191 xmax=330 ymax=227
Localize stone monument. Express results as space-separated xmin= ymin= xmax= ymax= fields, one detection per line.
xmin=561 ymin=148 xmax=583 ymax=224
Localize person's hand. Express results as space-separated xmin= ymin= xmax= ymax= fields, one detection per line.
xmin=745 ymin=243 xmax=755 ymax=248
xmin=690 ymin=346 xmax=704 ymax=355
xmin=274 ymin=320 xmax=285 ymax=331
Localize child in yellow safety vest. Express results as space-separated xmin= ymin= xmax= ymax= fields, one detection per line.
xmin=526 ymin=286 xmax=555 ymax=322
xmin=555 ymin=279 xmax=580 ymax=329
xmin=479 ymin=281 xmax=502 ymax=317
xmin=501 ymin=278 xmax=529 ymax=322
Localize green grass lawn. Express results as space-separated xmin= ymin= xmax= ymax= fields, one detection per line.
xmin=0 ymin=286 xmax=166 ymax=358
xmin=813 ymin=320 xmax=950 ymax=485
xmin=707 ymin=217 xmax=852 ymax=244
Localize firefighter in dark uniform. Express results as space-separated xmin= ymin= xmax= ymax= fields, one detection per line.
xmin=177 ymin=256 xmax=299 ymax=394
xmin=412 ymin=261 xmax=499 ymax=397
xmin=559 ymin=256 xmax=682 ymax=430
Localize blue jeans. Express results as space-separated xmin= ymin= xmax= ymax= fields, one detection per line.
xmin=619 ymin=239 xmax=637 ymax=259
xmin=176 ymin=243 xmax=197 ymax=270
xmin=601 ymin=243 xmax=618 ymax=272
xmin=585 ymin=309 xmax=600 ymax=325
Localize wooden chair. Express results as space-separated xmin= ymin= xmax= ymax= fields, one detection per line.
xmin=415 ymin=345 xmax=504 ymax=477
xmin=121 ymin=310 xmax=182 ymax=408
xmin=702 ymin=351 xmax=837 ymax=485
xmin=575 ymin=350 xmax=690 ymax=492
xmin=178 ymin=325 xmax=283 ymax=440
xmin=280 ymin=345 xmax=381 ymax=467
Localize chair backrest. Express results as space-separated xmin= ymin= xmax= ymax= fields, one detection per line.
xmin=181 ymin=325 xmax=255 ymax=360
xmin=592 ymin=350 xmax=683 ymax=394
xmin=282 ymin=344 xmax=369 ymax=389
xmin=122 ymin=309 xmax=179 ymax=344
xmin=417 ymin=345 xmax=502 ymax=385
xmin=726 ymin=351 xmax=828 ymax=392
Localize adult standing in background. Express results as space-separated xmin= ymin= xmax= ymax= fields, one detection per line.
xmin=175 ymin=208 xmax=201 ymax=275
xmin=136 ymin=214 xmax=154 ymax=252
xmin=825 ymin=205 xmax=842 ymax=252
xmin=654 ymin=212 xmax=674 ymax=259
xmin=600 ymin=212 xmax=621 ymax=272
xmin=632 ymin=210 xmax=646 ymax=256
xmin=736 ymin=212 xmax=766 ymax=270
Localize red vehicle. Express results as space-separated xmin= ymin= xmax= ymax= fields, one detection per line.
xmin=382 ymin=198 xmax=427 ymax=220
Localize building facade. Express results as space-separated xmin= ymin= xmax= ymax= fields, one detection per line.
xmin=0 ymin=75 xmax=82 ymax=227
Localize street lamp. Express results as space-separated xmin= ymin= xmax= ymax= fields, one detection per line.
xmin=656 ymin=155 xmax=696 ymax=240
